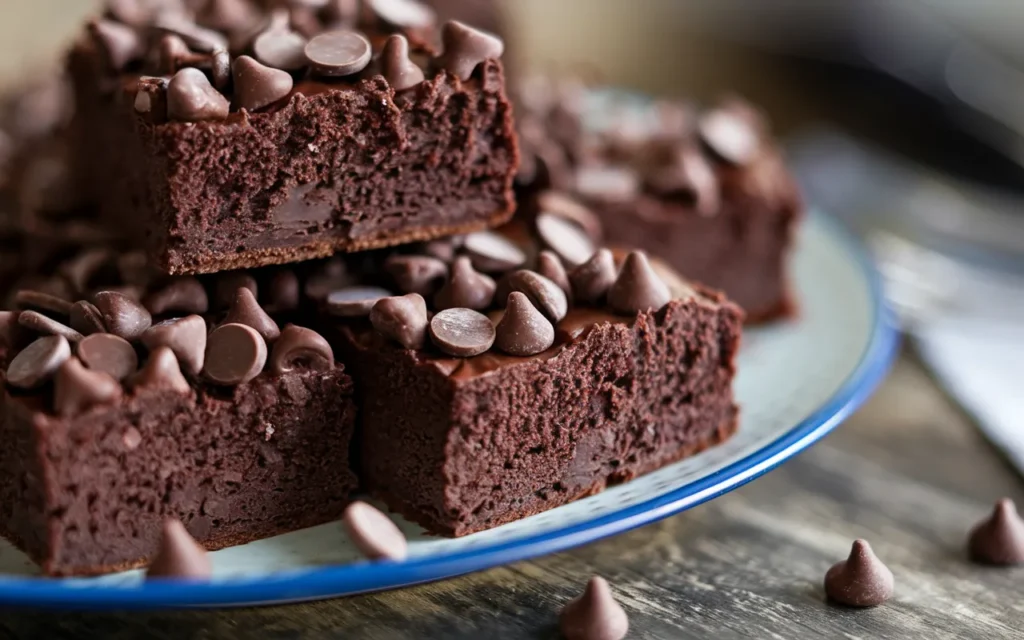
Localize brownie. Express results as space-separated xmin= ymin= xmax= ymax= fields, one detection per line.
xmin=67 ymin=2 xmax=518 ymax=275
xmin=515 ymin=80 xmax=803 ymax=323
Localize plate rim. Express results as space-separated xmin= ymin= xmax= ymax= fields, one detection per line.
xmin=0 ymin=211 xmax=901 ymax=609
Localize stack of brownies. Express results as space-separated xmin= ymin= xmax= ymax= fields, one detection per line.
xmin=0 ymin=0 xmax=800 ymax=576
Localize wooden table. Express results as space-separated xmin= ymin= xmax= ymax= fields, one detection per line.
xmin=1 ymin=349 xmax=1021 ymax=638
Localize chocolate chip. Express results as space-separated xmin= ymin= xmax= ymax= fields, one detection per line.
xmin=435 ymin=20 xmax=503 ymax=81
xmin=134 ymin=346 xmax=191 ymax=394
xmin=968 ymin=498 xmax=1024 ymax=566
xmin=204 ymin=323 xmax=267 ymax=385
xmin=197 ymin=0 xmax=260 ymax=34
xmin=429 ymin=308 xmax=494 ymax=357
xmin=461 ymin=231 xmax=526 ymax=273
xmin=569 ymin=249 xmax=616 ymax=306
xmin=0 ymin=311 xmax=26 ymax=350
xmin=70 ymin=301 xmax=107 ymax=336
xmin=141 ymin=315 xmax=207 ymax=376
xmin=54 ymin=357 xmax=123 ymax=417
xmin=167 ymin=68 xmax=230 ymax=122
xmin=107 ymin=0 xmax=165 ymax=28
xmin=497 ymin=270 xmax=568 ymax=323
xmin=535 ymin=190 xmax=603 ymax=242
xmin=536 ymin=213 xmax=595 ymax=269
xmin=607 ymin=252 xmax=671 ymax=315
xmin=223 ymin=287 xmax=280 ymax=342
xmin=94 ymin=291 xmax=153 ymax=341
xmin=117 ymin=251 xmax=150 ymax=287
xmin=253 ymin=25 xmax=308 ymax=71
xmin=88 ymin=19 xmax=144 ymax=72
xmin=495 ymin=292 xmax=555 ymax=357
xmin=380 ymin=34 xmax=425 ymax=91
xmin=420 ymin=237 xmax=460 ymax=263
xmin=824 ymin=540 xmax=894 ymax=607
xmin=574 ymin=165 xmax=639 ymax=202
xmin=560 ymin=577 xmax=629 ymax=640
xmin=210 ymin=48 xmax=231 ymax=91
xmin=264 ymin=270 xmax=300 ymax=312
xmin=154 ymin=12 xmax=230 ymax=52
xmin=698 ymin=107 xmax=760 ymax=165
xmin=15 ymin=290 xmax=73 ymax=317
xmin=60 ymin=248 xmax=113 ymax=296
xmin=303 ymin=258 xmax=353 ymax=302
xmin=321 ymin=0 xmax=359 ymax=27
xmin=144 ymin=277 xmax=210 ymax=316
xmin=268 ymin=324 xmax=334 ymax=375
xmin=77 ymin=333 xmax=138 ymax=382
xmin=434 ymin=256 xmax=495 ymax=311
xmin=342 ymin=500 xmax=408 ymax=561
xmin=644 ymin=144 xmax=720 ymax=216
xmin=232 ymin=55 xmax=294 ymax=112
xmin=326 ymin=286 xmax=392 ymax=317
xmin=156 ymin=34 xmax=194 ymax=75
xmin=384 ymin=254 xmax=448 ymax=296
xmin=18 ymin=311 xmax=84 ymax=343
xmin=147 ymin=519 xmax=212 ymax=579
xmin=304 ymin=30 xmax=372 ymax=77
xmin=6 ymin=335 xmax=71 ymax=389
xmin=367 ymin=0 xmax=436 ymax=29
xmin=370 ymin=294 xmax=428 ymax=350
xmin=537 ymin=250 xmax=572 ymax=297
xmin=213 ymin=271 xmax=258 ymax=309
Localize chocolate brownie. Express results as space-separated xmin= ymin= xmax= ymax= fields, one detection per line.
xmin=515 ymin=79 xmax=802 ymax=323
xmin=67 ymin=1 xmax=518 ymax=275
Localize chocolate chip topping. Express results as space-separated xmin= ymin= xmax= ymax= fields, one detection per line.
xmin=15 ymin=290 xmax=73 ymax=317
xmin=268 ymin=324 xmax=334 ymax=375
xmin=253 ymin=24 xmax=309 ymax=71
xmin=223 ymin=287 xmax=280 ymax=342
xmin=384 ymin=254 xmax=448 ymax=296
xmin=156 ymin=34 xmax=194 ymax=75
xmin=569 ymin=249 xmax=616 ymax=306
xmin=18 ymin=311 xmax=84 ymax=343
xmin=144 ymin=277 xmax=210 ymax=316
xmin=326 ymin=286 xmax=393 ymax=317
xmin=54 ymin=357 xmax=123 ymax=417
xmin=147 ymin=519 xmax=212 ymax=579
xmin=232 ymin=55 xmax=294 ymax=112
xmin=264 ymin=270 xmax=300 ymax=312
xmin=537 ymin=250 xmax=572 ymax=296
xmin=434 ymin=256 xmax=496 ymax=311
xmin=167 ymin=68 xmax=230 ymax=122
xmin=435 ymin=20 xmax=503 ymax=81
xmin=6 ymin=335 xmax=72 ymax=389
xmin=153 ymin=12 xmax=230 ymax=53
xmin=367 ymin=0 xmax=436 ymax=29
xmin=824 ymin=540 xmax=894 ymax=607
xmin=380 ymin=34 xmax=425 ymax=91
xmin=497 ymin=270 xmax=568 ymax=323
xmin=342 ymin=500 xmax=408 ymax=561
xmin=429 ymin=307 xmax=495 ymax=357
xmin=304 ymin=30 xmax=372 ymax=77
xmin=698 ymin=107 xmax=760 ymax=165
xmin=535 ymin=190 xmax=603 ymax=242
xmin=370 ymin=293 xmax=428 ymax=350
xmin=77 ymin=333 xmax=138 ymax=382
xmin=70 ymin=301 xmax=107 ymax=336
xmin=560 ymin=577 xmax=629 ymax=640
xmin=494 ymin=292 xmax=555 ymax=357
xmin=94 ymin=290 xmax=153 ymax=341
xmin=968 ymin=498 xmax=1024 ymax=566
xmin=461 ymin=231 xmax=526 ymax=273
xmin=134 ymin=346 xmax=191 ymax=394
xmin=203 ymin=323 xmax=267 ymax=385
xmin=607 ymin=252 xmax=671 ymax=315
xmin=213 ymin=271 xmax=258 ymax=309
xmin=141 ymin=315 xmax=207 ymax=376
xmin=210 ymin=48 xmax=232 ymax=91
xmin=88 ymin=18 xmax=144 ymax=72
xmin=197 ymin=0 xmax=260 ymax=34
xmin=536 ymin=213 xmax=596 ymax=269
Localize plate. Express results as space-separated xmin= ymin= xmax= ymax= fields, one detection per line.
xmin=0 ymin=212 xmax=899 ymax=608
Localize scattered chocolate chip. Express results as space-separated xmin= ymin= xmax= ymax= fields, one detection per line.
xmin=210 ymin=48 xmax=231 ymax=91
xmin=77 ymin=333 xmax=138 ymax=381
xmin=569 ymin=249 xmax=616 ymax=306
xmin=380 ymin=34 xmax=425 ymax=91
xmin=434 ymin=256 xmax=496 ymax=311
xmin=15 ymin=290 xmax=73 ymax=317
xmin=154 ymin=11 xmax=230 ymax=52
xmin=140 ymin=315 xmax=208 ymax=376
xmin=968 ymin=498 xmax=1024 ymax=566
xmin=0 ymin=311 xmax=25 ymax=349
xmin=325 ymin=286 xmax=392 ymax=317
xmin=204 ymin=323 xmax=267 ymax=385
xmin=646 ymin=144 xmax=720 ymax=216
xmin=535 ymin=190 xmax=603 ymax=242
xmin=429 ymin=307 xmax=495 ymax=357
xmin=367 ymin=0 xmax=436 ymax=29
xmin=560 ymin=577 xmax=629 ymax=640
xmin=384 ymin=254 xmax=448 ymax=296
xmin=94 ymin=290 xmax=153 ymax=341
xmin=117 ymin=251 xmax=150 ymax=286
xmin=232 ymin=55 xmax=294 ymax=112
xmin=461 ymin=231 xmax=526 ymax=273
xmin=144 ymin=277 xmax=210 ymax=316
xmin=536 ymin=213 xmax=595 ymax=269
xmin=435 ymin=20 xmax=503 ymax=81
xmin=70 ymin=301 xmax=107 ymax=336
xmin=322 ymin=0 xmax=359 ymax=27
xmin=88 ymin=18 xmax=144 ymax=72
xmin=497 ymin=270 xmax=568 ymax=323
xmin=537 ymin=250 xmax=572 ymax=297
xmin=54 ymin=357 xmax=123 ymax=417
xmin=824 ymin=540 xmax=894 ymax=607
xmin=134 ymin=346 xmax=191 ymax=394
xmin=495 ymin=292 xmax=555 ymax=356
xmin=574 ymin=165 xmax=639 ymax=202
xmin=223 ymin=287 xmax=280 ymax=342
xmin=156 ymin=34 xmax=194 ymax=74
xmin=253 ymin=24 xmax=308 ymax=71
xmin=167 ymin=68 xmax=230 ymax=122
xmin=18 ymin=311 xmax=84 ymax=343
xmin=146 ymin=519 xmax=212 ymax=579
xmin=370 ymin=294 xmax=428 ymax=349
xmin=264 ymin=270 xmax=300 ymax=312
xmin=197 ymin=0 xmax=260 ymax=34
xmin=213 ymin=271 xmax=258 ymax=309
xmin=342 ymin=500 xmax=408 ymax=560
xmin=6 ymin=335 xmax=72 ymax=389
xmin=60 ymin=248 xmax=113 ymax=296
xmin=698 ymin=107 xmax=760 ymax=165
xmin=268 ymin=324 xmax=334 ymax=375
xmin=303 ymin=258 xmax=353 ymax=302
xmin=304 ymin=29 xmax=372 ymax=77
xmin=420 ymin=238 xmax=459 ymax=263
xmin=607 ymin=252 xmax=671 ymax=315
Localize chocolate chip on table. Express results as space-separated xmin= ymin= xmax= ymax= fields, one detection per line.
xmin=569 ymin=249 xmax=617 ymax=306
xmin=560 ymin=576 xmax=629 ymax=640
xmin=380 ymin=34 xmax=425 ymax=91
xmin=6 ymin=335 xmax=72 ymax=389
xmin=698 ymin=107 xmax=760 ymax=165
xmin=147 ymin=519 xmax=212 ymax=579
xmin=968 ymin=498 xmax=1024 ymax=566
xmin=223 ymin=287 xmax=280 ymax=342
xmin=537 ymin=250 xmax=572 ymax=297
xmin=370 ymin=294 xmax=428 ymax=350
xmin=495 ymin=292 xmax=555 ymax=357
xmin=153 ymin=11 xmax=230 ymax=52
xmin=535 ymin=191 xmax=602 ymax=241
xmin=70 ymin=301 xmax=107 ymax=336
xmin=94 ymin=291 xmax=153 ymax=341
xmin=197 ymin=0 xmax=261 ymax=34
xmin=60 ymin=248 xmax=113 ymax=296
xmin=497 ymin=270 xmax=568 ymax=323
xmin=607 ymin=252 xmax=671 ymax=315
xmin=88 ymin=18 xmax=144 ymax=72
xmin=18 ymin=311 xmax=84 ymax=343
xmin=264 ymin=270 xmax=300 ymax=313
xmin=461 ymin=231 xmax=526 ymax=273
xmin=166 ymin=68 xmax=230 ymax=122
xmin=304 ymin=29 xmax=372 ymax=77
xmin=15 ymin=290 xmax=73 ymax=317
xmin=574 ymin=165 xmax=640 ymax=202
xmin=384 ymin=254 xmax=448 ymax=296
xmin=536 ymin=213 xmax=596 ymax=269
xmin=253 ymin=24 xmax=308 ymax=71
xmin=134 ymin=346 xmax=191 ymax=394
xmin=429 ymin=307 xmax=495 ymax=357
xmin=434 ymin=20 xmax=504 ymax=81
xmin=268 ymin=324 xmax=334 ymax=375
xmin=144 ymin=277 xmax=210 ymax=316
xmin=326 ymin=286 xmax=393 ymax=317
xmin=141 ymin=315 xmax=208 ymax=376
xmin=342 ymin=500 xmax=408 ymax=561
xmin=203 ymin=323 xmax=267 ymax=385
xmin=367 ymin=0 xmax=436 ymax=29
xmin=77 ymin=333 xmax=138 ymax=382
xmin=433 ymin=256 xmax=496 ymax=311
xmin=213 ymin=271 xmax=258 ymax=309
xmin=824 ymin=539 xmax=894 ymax=607
xmin=232 ymin=55 xmax=294 ymax=112
xmin=54 ymin=357 xmax=123 ymax=417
